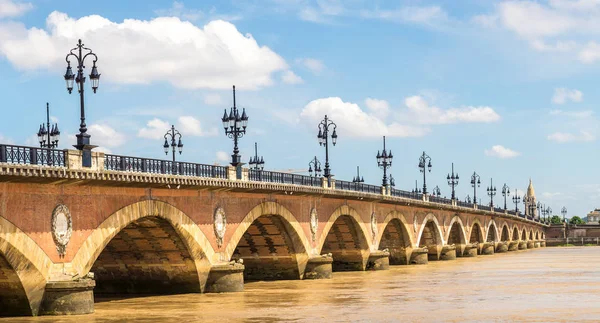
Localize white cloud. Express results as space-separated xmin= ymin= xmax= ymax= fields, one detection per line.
xmin=154 ymin=1 xmax=204 ymax=22
xmin=0 ymin=0 xmax=33 ymax=18
xmin=404 ymin=95 xmax=500 ymax=124
xmin=542 ymin=191 xmax=562 ymax=198
xmin=215 ymin=151 xmax=229 ymax=162
xmin=361 ymin=6 xmax=449 ymax=28
xmin=484 ymin=145 xmax=520 ymax=159
xmin=0 ymin=133 xmax=13 ymax=144
xmin=552 ymin=88 xmax=583 ymax=104
xmin=364 ymin=98 xmax=390 ymax=119
xmin=0 ymin=12 xmax=290 ymax=90
xmin=203 ymin=93 xmax=222 ymax=105
xmin=138 ymin=118 xmax=171 ymax=140
xmin=281 ymin=70 xmax=304 ymax=84
xmin=88 ymin=124 xmax=126 ymax=151
xmin=547 ymin=131 xmax=595 ymax=143
xmin=579 ymin=41 xmax=600 ymax=63
xmin=297 ymin=58 xmax=325 ymax=73
xmin=178 ymin=115 xmax=217 ymax=136
xmin=300 ymin=97 xmax=429 ymax=138
xmin=549 ymin=109 xmax=592 ymax=118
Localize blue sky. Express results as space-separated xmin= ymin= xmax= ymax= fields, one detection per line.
xmin=1 ymin=0 xmax=599 ymax=218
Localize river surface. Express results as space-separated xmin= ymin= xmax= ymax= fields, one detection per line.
xmin=5 ymin=247 xmax=600 ymax=322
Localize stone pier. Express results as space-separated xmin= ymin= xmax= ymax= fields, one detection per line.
xmin=205 ymin=263 xmax=245 ymax=293
xmin=304 ymin=255 xmax=333 ymax=279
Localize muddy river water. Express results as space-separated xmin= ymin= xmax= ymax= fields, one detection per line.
xmin=5 ymin=247 xmax=600 ymax=322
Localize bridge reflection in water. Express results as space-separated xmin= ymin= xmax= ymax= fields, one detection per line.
xmin=0 ymin=146 xmax=547 ymax=316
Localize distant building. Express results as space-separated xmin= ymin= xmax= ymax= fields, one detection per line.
xmin=524 ymin=179 xmax=538 ymax=219
xmin=587 ymin=209 xmax=600 ymax=223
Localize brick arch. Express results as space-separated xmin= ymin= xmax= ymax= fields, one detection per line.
xmin=512 ymin=225 xmax=520 ymax=241
xmin=445 ymin=216 xmax=467 ymax=245
xmin=0 ymin=216 xmax=51 ymax=316
xmin=416 ymin=213 xmax=445 ymax=247
xmin=522 ymin=228 xmax=527 ymax=241
xmin=469 ymin=218 xmax=485 ymax=243
xmin=486 ymin=220 xmax=499 ymax=242
xmin=318 ymin=205 xmax=371 ymax=271
xmin=500 ymin=223 xmax=510 ymax=241
xmin=529 ymin=229 xmax=534 ymax=240
xmin=224 ymin=201 xmax=310 ymax=280
xmin=71 ymin=200 xmax=215 ymax=293
xmin=375 ymin=211 xmax=415 ymax=249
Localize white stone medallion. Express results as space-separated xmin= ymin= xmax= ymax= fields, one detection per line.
xmin=214 ymin=207 xmax=227 ymax=248
xmin=310 ymin=208 xmax=318 ymax=243
xmin=51 ymin=204 xmax=72 ymax=258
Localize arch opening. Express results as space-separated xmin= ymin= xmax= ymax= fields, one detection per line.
xmin=529 ymin=230 xmax=534 ymax=240
xmin=487 ymin=224 xmax=498 ymax=242
xmin=379 ymin=219 xmax=412 ymax=265
xmin=418 ymin=220 xmax=443 ymax=261
xmin=0 ymin=253 xmax=31 ymax=316
xmin=535 ymin=232 xmax=539 ymax=240
xmin=522 ymin=229 xmax=527 ymax=241
xmin=321 ymin=215 xmax=369 ymax=271
xmin=447 ymin=222 xmax=466 ymax=245
xmin=501 ymin=225 xmax=510 ymax=241
xmin=513 ymin=227 xmax=519 ymax=241
xmin=469 ymin=223 xmax=483 ymax=243
xmin=232 ymin=214 xmax=306 ymax=281
xmin=90 ymin=216 xmax=202 ymax=295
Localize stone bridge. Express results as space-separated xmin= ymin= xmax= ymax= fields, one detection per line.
xmin=0 ymin=147 xmax=547 ymax=316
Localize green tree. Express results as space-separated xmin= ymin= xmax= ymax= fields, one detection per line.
xmin=550 ymin=215 xmax=563 ymax=224
xmin=569 ymin=216 xmax=585 ymax=225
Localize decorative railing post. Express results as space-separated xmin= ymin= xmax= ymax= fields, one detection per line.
xmin=119 ymin=156 xmax=126 ymax=171
xmin=30 ymin=147 xmax=38 ymax=165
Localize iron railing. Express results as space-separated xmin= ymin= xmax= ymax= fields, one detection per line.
xmin=430 ymin=195 xmax=453 ymax=205
xmin=390 ymin=188 xmax=418 ymax=200
xmin=248 ymin=169 xmax=321 ymax=187
xmin=0 ymin=144 xmax=66 ymax=167
xmin=335 ymin=180 xmax=381 ymax=194
xmin=456 ymin=200 xmax=473 ymax=208
xmin=104 ymin=154 xmax=227 ymax=178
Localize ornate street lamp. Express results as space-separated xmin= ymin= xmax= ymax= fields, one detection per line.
xmin=470 ymin=172 xmax=481 ymax=205
xmin=221 ymin=86 xmax=248 ymax=167
xmin=487 ymin=178 xmax=497 ymax=208
xmin=561 ymin=207 xmax=567 ymax=223
xmin=317 ymin=115 xmax=338 ymax=183
xmin=502 ymin=184 xmax=510 ymax=210
xmin=352 ymin=166 xmax=364 ymax=183
xmin=37 ymin=102 xmax=60 ymax=149
xmin=432 ymin=185 xmax=441 ymax=197
xmin=390 ymin=174 xmax=396 ymax=187
xmin=446 ymin=162 xmax=459 ymax=200
xmin=418 ymin=151 xmax=432 ymax=195
xmin=546 ymin=206 xmax=553 ymax=223
xmin=412 ymin=180 xmax=422 ymax=197
xmin=465 ymin=194 xmax=472 ymax=204
xmin=308 ymin=156 xmax=322 ymax=177
xmin=249 ymin=142 xmax=265 ymax=170
xmin=163 ymin=125 xmax=183 ymax=164
xmin=512 ymin=189 xmax=521 ymax=213
xmin=64 ymin=39 xmax=100 ymax=166
xmin=537 ymin=202 xmax=543 ymax=220
xmin=376 ymin=136 xmax=393 ymax=186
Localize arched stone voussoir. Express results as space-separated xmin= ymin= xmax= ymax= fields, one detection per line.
xmin=0 ymin=216 xmax=53 ymax=316
xmin=486 ymin=219 xmax=500 ymax=242
xmin=444 ymin=215 xmax=467 ymax=245
xmin=317 ymin=204 xmax=372 ymax=254
xmin=416 ymin=213 xmax=445 ymax=247
xmin=375 ymin=211 xmax=415 ymax=249
xmin=71 ymin=200 xmax=216 ymax=279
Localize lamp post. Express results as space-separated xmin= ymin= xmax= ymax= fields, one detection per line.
xmin=37 ymin=102 xmax=60 ymax=149
xmin=308 ymin=156 xmax=322 ymax=177
xmin=512 ymin=189 xmax=521 ymax=213
xmin=465 ymin=195 xmax=472 ymax=204
xmin=561 ymin=207 xmax=567 ymax=223
xmin=412 ymin=180 xmax=422 ymax=198
xmin=390 ymin=174 xmax=396 ymax=187
xmin=537 ymin=202 xmax=543 ymax=221
xmin=249 ymin=142 xmax=265 ymax=170
xmin=221 ymin=86 xmax=248 ymax=167
xmin=432 ymin=185 xmax=441 ymax=197
xmin=376 ymin=136 xmax=393 ymax=186
xmin=487 ymin=178 xmax=497 ymax=208
xmin=470 ymin=172 xmax=481 ymax=205
xmin=352 ymin=166 xmax=364 ymax=183
xmin=418 ymin=151 xmax=432 ymax=195
xmin=64 ymin=39 xmax=100 ymax=167
xmin=501 ymin=184 xmax=510 ymax=211
xmin=163 ymin=125 xmax=183 ymax=164
xmin=546 ymin=206 xmax=552 ymax=224
xmin=317 ymin=115 xmax=338 ymax=183
xmin=446 ymin=162 xmax=459 ymax=200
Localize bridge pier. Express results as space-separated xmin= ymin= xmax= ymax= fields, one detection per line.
xmin=205 ymin=263 xmax=245 ymax=293
xmin=39 ymin=279 xmax=95 ymax=316
xmin=409 ymin=248 xmax=429 ymax=265
xmin=527 ymin=241 xmax=535 ymax=249
xmin=367 ymin=250 xmax=390 ymax=270
xmin=481 ymin=242 xmax=495 ymax=255
xmin=518 ymin=241 xmax=528 ymax=250
xmin=508 ymin=241 xmax=519 ymax=251
xmin=304 ymin=255 xmax=333 ymax=279
xmin=534 ymin=241 xmax=540 ymax=248
xmin=426 ymin=245 xmax=441 ymax=261
xmin=439 ymin=245 xmax=456 ymax=261
xmin=541 ymin=241 xmax=546 ymax=247
xmin=462 ymin=243 xmax=478 ymax=257
xmin=495 ymin=241 xmax=509 ymax=253
xmin=387 ymin=247 xmax=411 ymax=265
